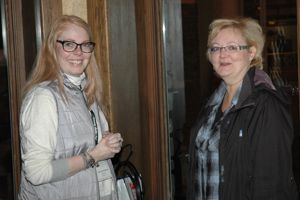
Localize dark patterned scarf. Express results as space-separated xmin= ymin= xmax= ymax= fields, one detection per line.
xmin=194 ymin=81 xmax=241 ymax=200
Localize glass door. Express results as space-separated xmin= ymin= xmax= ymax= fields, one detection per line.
xmin=162 ymin=0 xmax=186 ymax=199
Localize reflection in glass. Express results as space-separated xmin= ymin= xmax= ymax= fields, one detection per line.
xmin=162 ymin=0 xmax=186 ymax=199
xmin=22 ymin=0 xmax=38 ymax=76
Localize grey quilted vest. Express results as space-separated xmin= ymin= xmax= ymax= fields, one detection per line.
xmin=19 ymin=77 xmax=117 ymax=200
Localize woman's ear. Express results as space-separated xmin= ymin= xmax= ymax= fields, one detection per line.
xmin=249 ymin=46 xmax=257 ymax=61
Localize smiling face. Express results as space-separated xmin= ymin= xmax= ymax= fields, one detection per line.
xmin=208 ymin=27 xmax=256 ymax=85
xmin=56 ymin=23 xmax=92 ymax=77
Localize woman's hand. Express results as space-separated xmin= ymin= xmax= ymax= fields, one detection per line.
xmin=89 ymin=132 xmax=123 ymax=162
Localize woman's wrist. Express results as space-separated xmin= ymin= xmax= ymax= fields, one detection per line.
xmin=81 ymin=152 xmax=98 ymax=169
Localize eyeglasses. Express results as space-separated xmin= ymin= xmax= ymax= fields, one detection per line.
xmin=56 ymin=40 xmax=95 ymax=53
xmin=208 ymin=45 xmax=249 ymax=54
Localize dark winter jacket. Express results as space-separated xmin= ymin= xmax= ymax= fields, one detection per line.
xmin=187 ymin=67 xmax=298 ymax=200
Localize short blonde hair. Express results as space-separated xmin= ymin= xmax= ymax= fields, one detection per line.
xmin=207 ymin=17 xmax=265 ymax=69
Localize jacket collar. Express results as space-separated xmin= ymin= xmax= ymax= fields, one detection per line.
xmin=234 ymin=68 xmax=253 ymax=109
xmin=235 ymin=67 xmax=289 ymax=109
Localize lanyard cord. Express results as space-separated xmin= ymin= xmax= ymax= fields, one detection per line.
xmin=78 ymin=85 xmax=99 ymax=145
xmin=90 ymin=110 xmax=98 ymax=145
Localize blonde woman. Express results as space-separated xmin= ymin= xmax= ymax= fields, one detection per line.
xmin=19 ymin=15 xmax=123 ymax=199
xmin=187 ymin=17 xmax=297 ymax=200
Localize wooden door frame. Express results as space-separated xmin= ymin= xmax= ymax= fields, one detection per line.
xmin=3 ymin=0 xmax=25 ymax=197
xmin=4 ymin=0 xmax=62 ymax=197
xmin=135 ymin=0 xmax=170 ymax=199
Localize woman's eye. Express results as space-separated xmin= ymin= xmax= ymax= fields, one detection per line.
xmin=82 ymin=43 xmax=92 ymax=48
xmin=227 ymin=45 xmax=238 ymax=51
xmin=65 ymin=42 xmax=76 ymax=47
xmin=210 ymin=47 xmax=220 ymax=52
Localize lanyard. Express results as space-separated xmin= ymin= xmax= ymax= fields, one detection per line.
xmin=90 ymin=110 xmax=98 ymax=145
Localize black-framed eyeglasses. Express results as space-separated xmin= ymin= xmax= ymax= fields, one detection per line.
xmin=208 ymin=44 xmax=249 ymax=54
xmin=56 ymin=40 xmax=95 ymax=53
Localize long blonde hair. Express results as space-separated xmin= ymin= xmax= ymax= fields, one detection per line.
xmin=23 ymin=15 xmax=102 ymax=108
xmin=207 ymin=17 xmax=265 ymax=69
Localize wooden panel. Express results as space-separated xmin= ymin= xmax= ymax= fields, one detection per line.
xmin=87 ymin=0 xmax=113 ymax=124
xmin=87 ymin=0 xmax=144 ymax=193
xmin=3 ymin=0 xmax=63 ymax=196
xmin=3 ymin=0 xmax=26 ymax=196
xmin=214 ymin=0 xmax=242 ymax=17
xmin=135 ymin=0 xmax=170 ymax=199
xmin=105 ymin=0 xmax=143 ymax=175
xmin=39 ymin=0 xmax=62 ymax=39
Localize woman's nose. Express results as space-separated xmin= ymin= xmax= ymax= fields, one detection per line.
xmin=73 ymin=46 xmax=83 ymax=55
xmin=219 ymin=49 xmax=229 ymax=57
